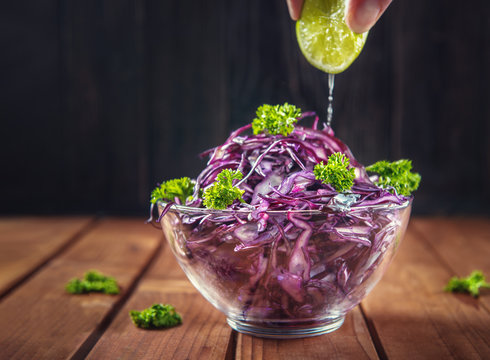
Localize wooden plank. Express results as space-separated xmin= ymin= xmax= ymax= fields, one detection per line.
xmin=86 ymin=240 xmax=233 ymax=359
xmin=0 ymin=0 xmax=65 ymax=213
xmin=361 ymin=220 xmax=490 ymax=360
xmin=1 ymin=1 xmax=489 ymax=216
xmin=235 ymin=307 xmax=378 ymax=360
xmin=0 ymin=219 xmax=161 ymax=360
xmin=411 ymin=217 xmax=490 ymax=274
xmin=147 ymin=0 xmax=229 ymax=183
xmin=59 ymin=0 xmax=149 ymax=213
xmin=0 ymin=217 xmax=94 ymax=297
xmin=411 ymin=217 xmax=490 ymax=312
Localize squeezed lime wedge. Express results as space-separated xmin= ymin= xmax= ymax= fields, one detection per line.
xmin=296 ymin=0 xmax=368 ymax=74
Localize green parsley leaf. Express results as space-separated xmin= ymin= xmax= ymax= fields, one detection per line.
xmin=151 ymin=177 xmax=194 ymax=204
xmin=314 ymin=152 xmax=355 ymax=192
xmin=66 ymin=270 xmax=120 ymax=295
xmin=444 ymin=270 xmax=490 ymax=297
xmin=366 ymin=159 xmax=421 ymax=196
xmin=203 ymin=169 xmax=245 ymax=209
xmin=252 ymin=103 xmax=302 ymax=136
xmin=130 ymin=304 xmax=182 ymax=329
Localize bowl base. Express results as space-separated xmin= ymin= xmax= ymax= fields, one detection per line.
xmin=226 ymin=315 xmax=345 ymax=339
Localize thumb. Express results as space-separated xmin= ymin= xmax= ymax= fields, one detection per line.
xmin=345 ymin=0 xmax=392 ymax=34
xmin=287 ymin=0 xmax=304 ymax=21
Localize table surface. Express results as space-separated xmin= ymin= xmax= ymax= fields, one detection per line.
xmin=0 ymin=216 xmax=489 ymax=360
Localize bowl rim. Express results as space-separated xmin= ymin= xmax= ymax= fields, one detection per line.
xmin=157 ymin=198 xmax=412 ymax=216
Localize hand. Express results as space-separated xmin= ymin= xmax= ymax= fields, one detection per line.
xmin=286 ymin=0 xmax=392 ymax=34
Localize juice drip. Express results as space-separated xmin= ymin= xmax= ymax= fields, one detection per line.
xmin=327 ymin=73 xmax=335 ymax=127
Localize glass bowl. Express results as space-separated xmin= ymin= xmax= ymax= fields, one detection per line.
xmin=157 ymin=200 xmax=411 ymax=339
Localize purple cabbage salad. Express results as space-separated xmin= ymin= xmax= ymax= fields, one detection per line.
xmin=152 ymin=103 xmax=419 ymax=321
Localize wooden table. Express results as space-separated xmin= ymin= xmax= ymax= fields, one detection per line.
xmin=0 ymin=217 xmax=489 ymax=359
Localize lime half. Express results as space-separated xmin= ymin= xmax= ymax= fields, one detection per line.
xmin=296 ymin=0 xmax=368 ymax=74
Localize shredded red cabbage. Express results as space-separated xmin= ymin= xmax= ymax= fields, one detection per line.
xmin=159 ymin=114 xmax=412 ymax=322
xmin=187 ymin=113 xmax=406 ymax=211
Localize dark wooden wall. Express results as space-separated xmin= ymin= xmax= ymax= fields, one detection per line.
xmin=1 ymin=0 xmax=489 ymax=215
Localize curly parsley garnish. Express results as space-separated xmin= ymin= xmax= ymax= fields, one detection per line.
xmin=252 ymin=103 xmax=302 ymax=136
xmin=366 ymin=159 xmax=421 ymax=196
xmin=314 ymin=152 xmax=355 ymax=192
xmin=151 ymin=177 xmax=194 ymax=205
xmin=66 ymin=270 xmax=120 ymax=295
xmin=203 ymin=169 xmax=245 ymax=209
xmin=445 ymin=270 xmax=490 ymax=298
xmin=130 ymin=304 xmax=182 ymax=329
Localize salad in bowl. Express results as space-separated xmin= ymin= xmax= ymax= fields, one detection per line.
xmin=149 ymin=103 xmax=420 ymax=338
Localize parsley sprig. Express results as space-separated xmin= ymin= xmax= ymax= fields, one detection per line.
xmin=314 ymin=152 xmax=355 ymax=192
xmin=366 ymin=159 xmax=421 ymax=196
xmin=66 ymin=270 xmax=120 ymax=295
xmin=151 ymin=177 xmax=194 ymax=205
xmin=130 ymin=304 xmax=182 ymax=329
xmin=252 ymin=103 xmax=302 ymax=136
xmin=203 ymin=169 xmax=245 ymax=209
xmin=445 ymin=270 xmax=490 ymax=297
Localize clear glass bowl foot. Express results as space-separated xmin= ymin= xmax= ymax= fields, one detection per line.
xmin=226 ymin=315 xmax=345 ymax=339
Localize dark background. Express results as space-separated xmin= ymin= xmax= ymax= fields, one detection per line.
xmin=1 ymin=0 xmax=489 ymax=216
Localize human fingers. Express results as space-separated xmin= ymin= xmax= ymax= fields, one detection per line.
xmin=345 ymin=0 xmax=392 ymax=33
xmin=287 ymin=0 xmax=304 ymax=21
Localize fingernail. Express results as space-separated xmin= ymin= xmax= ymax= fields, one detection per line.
xmin=347 ymin=0 xmax=381 ymax=33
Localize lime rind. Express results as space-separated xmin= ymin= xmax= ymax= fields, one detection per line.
xmin=296 ymin=0 xmax=368 ymax=74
